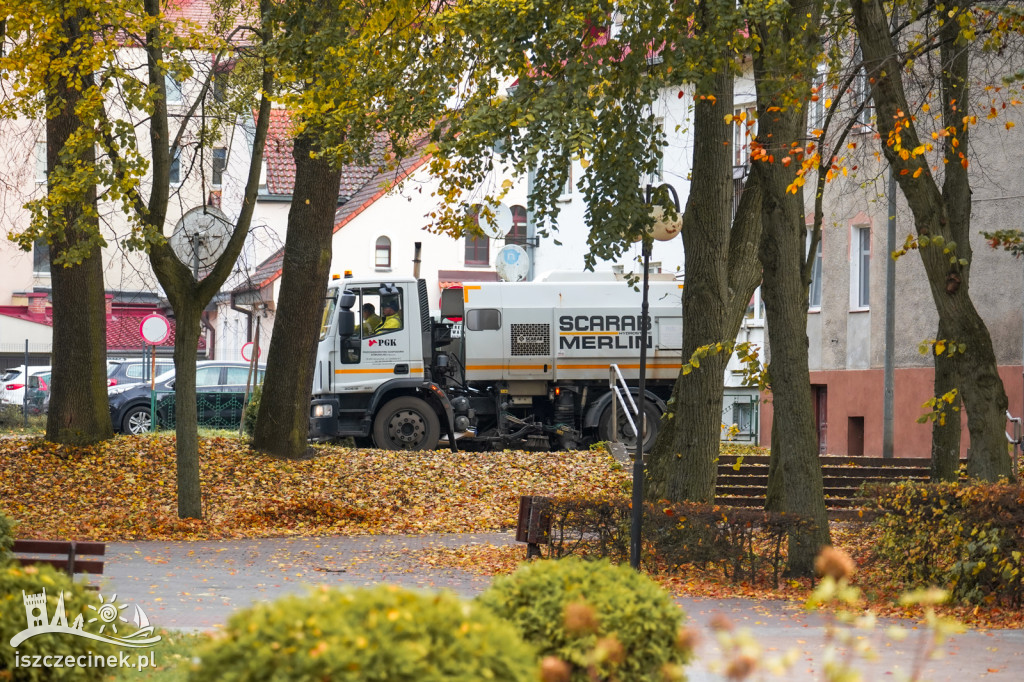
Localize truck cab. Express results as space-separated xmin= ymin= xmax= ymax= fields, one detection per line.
xmin=310 ymin=278 xmax=455 ymax=449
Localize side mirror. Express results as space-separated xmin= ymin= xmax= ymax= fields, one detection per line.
xmin=339 ymin=290 xmax=357 ymax=309
xmin=337 ymin=310 xmax=355 ymax=338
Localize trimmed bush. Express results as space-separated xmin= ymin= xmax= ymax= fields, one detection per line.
xmin=478 ymin=557 xmax=691 ymax=681
xmin=0 ymin=510 xmax=15 ymax=564
xmin=866 ymin=480 xmax=1024 ymax=606
xmin=189 ymin=584 xmax=537 ymax=681
xmin=0 ymin=563 xmax=115 ymax=681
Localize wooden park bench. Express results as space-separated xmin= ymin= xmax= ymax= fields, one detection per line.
xmin=515 ymin=495 xmax=552 ymax=559
xmin=11 ymin=539 xmax=105 ymax=588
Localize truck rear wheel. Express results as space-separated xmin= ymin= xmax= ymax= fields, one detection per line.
xmin=598 ymin=400 xmax=660 ymax=453
xmin=372 ymin=396 xmax=441 ymax=451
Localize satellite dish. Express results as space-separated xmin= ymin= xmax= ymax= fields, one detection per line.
xmin=169 ymin=206 xmax=232 ymax=278
xmin=495 ymin=244 xmax=530 ymax=282
xmin=476 ymin=202 xmax=513 ymax=240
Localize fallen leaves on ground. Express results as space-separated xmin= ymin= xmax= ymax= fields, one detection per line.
xmin=0 ymin=435 xmax=628 ymax=541
xmin=413 ymin=530 xmax=1024 ymax=629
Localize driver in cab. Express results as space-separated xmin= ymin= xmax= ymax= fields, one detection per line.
xmin=374 ymin=300 xmax=402 ymax=334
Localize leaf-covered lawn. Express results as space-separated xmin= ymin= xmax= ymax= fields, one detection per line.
xmin=0 ymin=435 xmax=629 ymax=541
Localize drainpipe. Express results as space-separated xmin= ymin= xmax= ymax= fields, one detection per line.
xmin=200 ymin=309 xmax=216 ymax=360
xmin=230 ymin=292 xmax=254 ymax=343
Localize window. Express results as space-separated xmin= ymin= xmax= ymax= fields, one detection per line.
xmin=375 ymin=236 xmax=391 ymax=268
xmin=225 ymin=366 xmax=261 ymax=386
xmin=745 ymin=286 xmax=765 ymax=321
xmin=733 ymin=105 xmax=757 ymax=166
xmin=467 ymin=309 xmax=501 ymax=331
xmin=852 ymin=44 xmax=873 ymax=127
xmin=507 ymin=205 xmax=528 ymax=245
xmin=169 ymin=147 xmax=181 ymax=185
xmin=165 ymin=74 xmax=183 ymax=104
xmin=809 ymin=71 xmax=825 ymax=132
xmin=851 ymin=226 xmax=871 ymax=309
xmin=808 ymin=236 xmax=822 ymax=309
xmin=465 ymin=234 xmax=489 ymax=265
xmin=465 ymin=206 xmax=489 ymax=265
xmin=212 ymin=147 xmax=227 ymax=187
xmin=643 ymin=118 xmax=665 ymax=187
xmin=559 ymin=165 xmax=574 ymax=199
xmin=35 ymin=141 xmax=47 ymax=183
xmin=196 ymin=366 xmax=221 ymax=387
xmin=32 ymin=239 xmax=49 ymax=274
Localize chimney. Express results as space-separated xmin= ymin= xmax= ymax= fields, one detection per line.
xmin=26 ymin=292 xmax=48 ymax=317
xmin=105 ymin=294 xmax=114 ymax=318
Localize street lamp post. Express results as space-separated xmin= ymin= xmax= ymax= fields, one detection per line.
xmin=630 ymin=237 xmax=652 ymax=570
xmin=629 ymin=182 xmax=681 ymax=570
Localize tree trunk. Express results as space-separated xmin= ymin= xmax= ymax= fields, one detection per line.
xmin=170 ymin=299 xmax=203 ymax=518
xmin=44 ymin=8 xmax=112 ymax=445
xmin=753 ymin=0 xmax=831 ymax=576
xmin=852 ymin=0 xmax=1011 ymax=481
xmin=252 ymin=132 xmax=342 ymax=459
xmin=646 ymin=73 xmax=733 ymax=502
xmin=141 ymin=0 xmax=274 ymax=518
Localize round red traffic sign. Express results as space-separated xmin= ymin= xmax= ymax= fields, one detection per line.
xmin=139 ymin=314 xmax=171 ymax=345
xmin=241 ymin=342 xmax=261 ymax=362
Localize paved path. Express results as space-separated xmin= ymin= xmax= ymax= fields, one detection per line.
xmin=97 ymin=533 xmax=1024 ymax=681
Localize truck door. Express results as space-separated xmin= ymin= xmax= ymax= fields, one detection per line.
xmin=334 ymin=285 xmax=419 ymax=392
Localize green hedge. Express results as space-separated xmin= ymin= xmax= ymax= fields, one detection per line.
xmin=478 ymin=557 xmax=691 ymax=681
xmin=0 ymin=563 xmax=115 ymax=681
xmin=865 ymin=480 xmax=1024 ymax=606
xmin=0 ymin=510 xmax=15 ymax=565
xmin=189 ymin=585 xmax=537 ymax=681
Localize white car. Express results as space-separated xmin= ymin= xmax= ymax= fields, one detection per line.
xmin=1 ymin=365 xmax=50 ymax=408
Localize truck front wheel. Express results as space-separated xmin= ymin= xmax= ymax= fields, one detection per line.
xmin=372 ymin=396 xmax=441 ymax=451
xmin=598 ymin=401 xmax=660 ymax=453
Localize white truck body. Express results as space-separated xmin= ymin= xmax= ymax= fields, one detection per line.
xmin=310 ymin=275 xmax=684 ymax=451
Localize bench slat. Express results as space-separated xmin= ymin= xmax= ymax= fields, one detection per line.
xmin=12 ymin=540 xmax=74 ymax=554
xmin=73 ymin=542 xmax=106 ymax=556
xmin=12 ymin=558 xmax=73 ymax=571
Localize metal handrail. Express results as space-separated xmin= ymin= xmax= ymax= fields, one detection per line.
xmin=1006 ymin=411 xmax=1021 ymax=474
xmin=608 ymin=364 xmax=639 ymax=442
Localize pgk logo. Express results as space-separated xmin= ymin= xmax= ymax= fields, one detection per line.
xmin=367 ymin=338 xmax=397 ymax=347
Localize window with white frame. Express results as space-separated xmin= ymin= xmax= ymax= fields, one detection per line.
xmin=851 ymin=225 xmax=871 ymax=309
xmin=375 ymin=236 xmax=391 ymax=268
xmin=212 ymin=147 xmax=227 ymax=187
xmin=33 ymin=239 xmax=49 ymax=275
xmin=808 ymin=233 xmax=823 ymax=309
xmin=809 ymin=71 xmax=826 ymax=133
xmin=852 ymin=43 xmax=873 ymax=128
xmin=169 ymin=147 xmax=181 ymax=185
xmin=35 ymin=141 xmax=47 ymax=183
xmin=733 ymin=105 xmax=757 ymax=166
xmin=560 ymin=165 xmax=574 ymax=199
xmin=165 ymin=74 xmax=183 ymax=104
xmin=643 ymin=118 xmax=665 ymax=187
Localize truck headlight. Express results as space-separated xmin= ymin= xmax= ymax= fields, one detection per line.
xmin=312 ymin=404 xmax=332 ymax=418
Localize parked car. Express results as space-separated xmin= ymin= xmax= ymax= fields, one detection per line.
xmin=109 ymin=361 xmax=265 ymax=435
xmin=25 ymin=369 xmax=51 ymax=415
xmin=0 ymin=365 xmax=50 ymax=408
xmin=107 ymin=359 xmax=175 ymax=387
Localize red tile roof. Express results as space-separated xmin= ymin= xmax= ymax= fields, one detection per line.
xmin=238 ymin=129 xmax=433 ymax=292
xmin=262 ymin=110 xmax=393 ymax=198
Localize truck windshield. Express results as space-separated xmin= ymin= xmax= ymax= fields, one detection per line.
xmin=319 ymin=290 xmax=338 ymax=341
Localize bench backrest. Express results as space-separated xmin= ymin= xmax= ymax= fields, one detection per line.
xmin=11 ymin=539 xmax=106 ymax=575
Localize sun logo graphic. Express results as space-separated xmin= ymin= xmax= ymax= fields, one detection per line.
xmin=10 ymin=589 xmax=162 ymax=648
